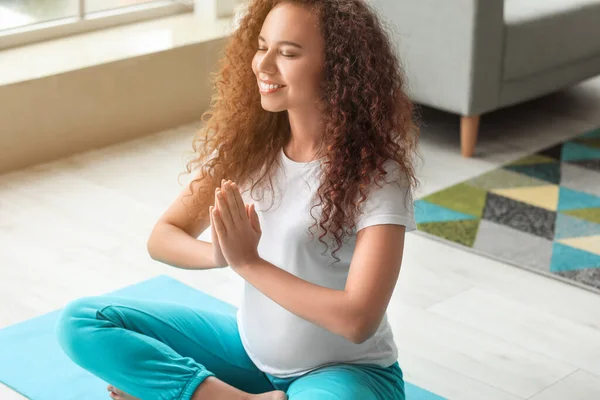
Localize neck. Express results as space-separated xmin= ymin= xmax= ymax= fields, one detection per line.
xmin=286 ymin=107 xmax=326 ymax=158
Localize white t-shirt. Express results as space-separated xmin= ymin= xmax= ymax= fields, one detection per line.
xmin=233 ymin=147 xmax=417 ymax=378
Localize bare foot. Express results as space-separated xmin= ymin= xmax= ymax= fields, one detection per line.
xmin=107 ymin=385 xmax=139 ymax=400
xmin=251 ymin=390 xmax=288 ymax=400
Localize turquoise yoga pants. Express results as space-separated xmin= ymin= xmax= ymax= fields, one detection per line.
xmin=55 ymin=295 xmax=405 ymax=400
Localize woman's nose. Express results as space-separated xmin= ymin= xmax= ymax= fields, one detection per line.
xmin=257 ymin=52 xmax=276 ymax=74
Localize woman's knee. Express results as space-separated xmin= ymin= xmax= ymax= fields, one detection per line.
xmin=55 ymin=296 xmax=107 ymax=359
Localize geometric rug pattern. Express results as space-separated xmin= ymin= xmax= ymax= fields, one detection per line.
xmin=415 ymin=127 xmax=600 ymax=294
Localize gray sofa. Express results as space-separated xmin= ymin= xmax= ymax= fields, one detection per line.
xmin=371 ymin=0 xmax=600 ymax=157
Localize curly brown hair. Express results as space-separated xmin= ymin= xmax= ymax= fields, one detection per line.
xmin=182 ymin=0 xmax=420 ymax=264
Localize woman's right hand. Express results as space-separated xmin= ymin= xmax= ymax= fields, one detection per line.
xmin=210 ymin=188 xmax=229 ymax=268
xmin=210 ymin=185 xmax=255 ymax=268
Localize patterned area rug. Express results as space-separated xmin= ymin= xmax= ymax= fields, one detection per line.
xmin=414 ymin=127 xmax=600 ymax=293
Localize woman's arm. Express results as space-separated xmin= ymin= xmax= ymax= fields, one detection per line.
xmin=233 ymin=223 xmax=406 ymax=344
xmin=147 ymin=165 xmax=226 ymax=270
xmin=147 ymin=223 xmax=223 ymax=270
xmin=234 ymin=258 xmax=356 ymax=340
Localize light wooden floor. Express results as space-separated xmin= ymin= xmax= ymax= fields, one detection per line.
xmin=2 ymin=77 xmax=600 ymax=399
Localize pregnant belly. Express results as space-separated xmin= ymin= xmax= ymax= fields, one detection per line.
xmin=238 ymin=291 xmax=370 ymax=372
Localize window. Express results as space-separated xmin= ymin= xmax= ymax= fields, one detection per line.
xmin=0 ymin=1 xmax=80 ymax=31
xmin=87 ymin=0 xmax=177 ymax=14
xmin=0 ymin=0 xmax=193 ymax=49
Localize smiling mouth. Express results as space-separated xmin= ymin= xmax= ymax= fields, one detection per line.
xmin=259 ymin=83 xmax=286 ymax=93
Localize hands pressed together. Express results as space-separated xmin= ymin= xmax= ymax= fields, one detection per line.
xmin=210 ymin=179 xmax=262 ymax=270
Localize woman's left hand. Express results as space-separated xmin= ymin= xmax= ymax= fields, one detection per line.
xmin=211 ymin=180 xmax=262 ymax=270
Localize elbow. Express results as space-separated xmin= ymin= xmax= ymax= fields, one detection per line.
xmin=146 ymin=235 xmax=157 ymax=260
xmin=146 ymin=226 xmax=161 ymax=260
xmin=347 ymin=317 xmax=376 ymax=345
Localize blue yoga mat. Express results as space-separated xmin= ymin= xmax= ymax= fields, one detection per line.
xmin=0 ymin=275 xmax=445 ymax=399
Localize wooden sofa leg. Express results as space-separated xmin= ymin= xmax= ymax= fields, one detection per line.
xmin=460 ymin=115 xmax=480 ymax=157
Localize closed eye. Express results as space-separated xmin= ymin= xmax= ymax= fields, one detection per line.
xmin=257 ymin=48 xmax=296 ymax=58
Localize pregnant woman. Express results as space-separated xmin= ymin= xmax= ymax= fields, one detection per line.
xmin=55 ymin=0 xmax=420 ymax=399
